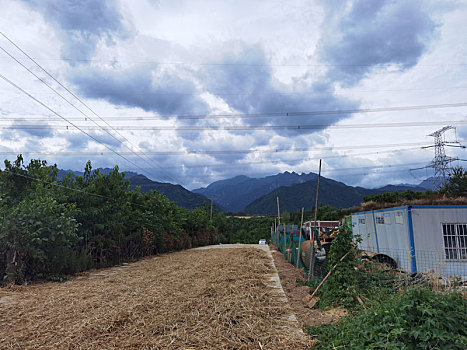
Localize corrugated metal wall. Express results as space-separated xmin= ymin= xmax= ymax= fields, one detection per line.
xmin=352 ymin=206 xmax=467 ymax=278
xmin=411 ymin=207 xmax=467 ymax=278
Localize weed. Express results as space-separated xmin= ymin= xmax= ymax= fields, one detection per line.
xmin=309 ymin=288 xmax=467 ymax=349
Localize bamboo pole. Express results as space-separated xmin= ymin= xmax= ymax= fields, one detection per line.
xmin=308 ymin=159 xmax=322 ymax=281
xmin=296 ymin=207 xmax=304 ymax=268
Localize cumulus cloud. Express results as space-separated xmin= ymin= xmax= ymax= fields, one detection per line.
xmin=199 ymin=42 xmax=358 ymax=133
xmin=319 ymin=0 xmax=438 ymax=85
xmin=21 ymin=0 xmax=132 ymax=61
xmin=7 ymin=120 xmax=54 ymax=139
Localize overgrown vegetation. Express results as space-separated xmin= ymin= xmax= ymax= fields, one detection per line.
xmin=0 ymin=156 xmax=273 ymax=284
xmin=223 ymin=216 xmax=275 ymax=244
xmin=309 ymin=288 xmax=467 ymax=349
xmin=363 ymin=189 xmax=437 ymax=204
xmin=280 ymin=204 xmax=344 ymax=225
xmin=440 ymin=166 xmax=467 ymax=197
xmin=314 ymin=224 xmax=367 ymax=310
xmin=308 ymin=222 xmax=467 ymax=349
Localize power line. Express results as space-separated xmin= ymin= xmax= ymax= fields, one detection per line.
xmin=0 ymin=33 xmax=180 ymax=184
xmin=3 ymin=115 xmax=466 ymax=124
xmin=163 ymin=164 xmax=443 ymax=180
xmin=0 ymin=146 xmax=423 ymax=165
xmin=2 ymin=85 xmax=467 ymax=96
xmin=0 ymin=55 xmax=465 ymax=68
xmin=0 ymin=168 xmax=167 ymax=210
xmin=5 ymin=140 xmax=463 ymax=157
xmin=0 ymin=72 xmax=171 ymax=182
xmin=2 ymin=120 xmax=467 ymax=131
xmin=5 ymin=102 xmax=465 ymax=121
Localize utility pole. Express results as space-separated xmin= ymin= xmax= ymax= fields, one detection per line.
xmin=412 ymin=126 xmax=464 ymax=189
xmin=210 ymin=197 xmax=213 ymax=221
xmin=308 ymin=159 xmax=322 ymax=281
xmin=276 ymin=197 xmax=281 ymax=251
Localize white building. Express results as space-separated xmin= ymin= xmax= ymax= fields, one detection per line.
xmin=351 ymin=205 xmax=467 ymax=279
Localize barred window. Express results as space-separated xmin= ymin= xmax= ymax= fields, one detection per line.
xmin=442 ymin=223 xmax=467 ymax=260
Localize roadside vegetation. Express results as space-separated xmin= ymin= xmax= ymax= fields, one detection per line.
xmin=0 ymin=156 xmax=226 ymax=284
xmin=0 ymin=156 xmax=275 ymax=284
xmin=306 ymin=224 xmax=467 ymax=349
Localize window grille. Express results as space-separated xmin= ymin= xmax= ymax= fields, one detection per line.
xmin=442 ymin=223 xmax=467 ymax=260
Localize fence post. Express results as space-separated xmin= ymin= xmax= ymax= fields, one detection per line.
xmin=308 ymin=159 xmax=322 ymax=281
xmin=296 ymin=207 xmax=304 ymax=268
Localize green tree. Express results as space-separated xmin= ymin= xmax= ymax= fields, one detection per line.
xmin=440 ymin=167 xmax=467 ymax=197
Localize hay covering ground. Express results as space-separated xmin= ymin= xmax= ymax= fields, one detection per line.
xmin=0 ymin=247 xmax=311 ymax=349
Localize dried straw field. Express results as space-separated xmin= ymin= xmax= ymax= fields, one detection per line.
xmin=0 ymin=245 xmax=312 ymax=349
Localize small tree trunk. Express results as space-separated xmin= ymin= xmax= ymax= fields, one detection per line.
xmin=5 ymin=226 xmax=18 ymax=283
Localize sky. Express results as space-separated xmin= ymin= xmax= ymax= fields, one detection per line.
xmin=0 ymin=0 xmax=466 ymax=190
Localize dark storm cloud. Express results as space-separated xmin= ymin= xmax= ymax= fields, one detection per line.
xmin=7 ymin=120 xmax=54 ymax=138
xmin=22 ymin=0 xmax=131 ymax=61
xmin=199 ymin=43 xmax=358 ymax=132
xmin=68 ymin=64 xmax=209 ymax=116
xmin=319 ymin=0 xmax=437 ymax=85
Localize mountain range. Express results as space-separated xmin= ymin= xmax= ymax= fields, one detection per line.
xmin=192 ymin=172 xmax=318 ymax=212
xmin=194 ymin=172 xmax=430 ymax=214
xmin=57 ymin=169 xmax=212 ymax=210
xmin=57 ymin=168 xmax=432 ymax=214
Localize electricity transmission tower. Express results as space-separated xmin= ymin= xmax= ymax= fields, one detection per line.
xmin=412 ymin=126 xmax=465 ymax=189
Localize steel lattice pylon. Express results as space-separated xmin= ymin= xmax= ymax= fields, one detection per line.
xmin=415 ymin=126 xmax=461 ymax=189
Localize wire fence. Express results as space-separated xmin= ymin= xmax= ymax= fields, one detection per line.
xmin=270 ymin=224 xmax=329 ymax=280
xmin=271 ymin=226 xmax=467 ymax=281
xmin=361 ymin=246 xmax=467 ymax=280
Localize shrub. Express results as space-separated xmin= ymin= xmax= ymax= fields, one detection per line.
xmin=309 ymin=288 xmax=467 ymax=349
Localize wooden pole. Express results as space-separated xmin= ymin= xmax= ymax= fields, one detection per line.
xmin=210 ymin=197 xmax=213 ymax=221
xmin=310 ymin=250 xmax=351 ymax=299
xmin=308 ymin=159 xmax=322 ymax=281
xmin=296 ymin=207 xmax=304 ymax=267
xmin=276 ymin=197 xmax=281 ymax=251
xmin=288 ymin=220 xmax=294 ymax=262
xmin=274 ymin=218 xmax=277 ymax=245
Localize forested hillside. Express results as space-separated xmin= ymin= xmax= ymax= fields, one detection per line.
xmin=128 ymin=174 xmax=216 ymax=210
xmin=244 ymin=176 xmax=373 ymax=214
xmin=194 ymin=172 xmax=318 ymax=212
xmin=58 ymin=170 xmax=213 ymax=210
xmin=0 ymin=156 xmax=227 ymax=284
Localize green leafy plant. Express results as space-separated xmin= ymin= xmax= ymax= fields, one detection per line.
xmin=440 ymin=166 xmax=466 ymax=197
xmin=0 ymin=155 xmax=233 ymax=283
xmin=316 ymin=224 xmax=363 ymax=310
xmin=309 ymin=288 xmax=467 ymax=349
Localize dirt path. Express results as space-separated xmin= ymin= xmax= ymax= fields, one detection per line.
xmin=270 ymin=247 xmax=347 ymax=329
xmin=0 ymin=245 xmax=312 ymax=350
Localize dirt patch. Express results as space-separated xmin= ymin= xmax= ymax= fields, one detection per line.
xmin=0 ymin=247 xmax=312 ymax=349
xmin=270 ymin=247 xmax=346 ymax=329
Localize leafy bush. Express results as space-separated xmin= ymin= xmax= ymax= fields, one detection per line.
xmin=0 ymin=156 xmax=228 ymax=283
xmin=309 ymin=288 xmax=467 ymax=349
xmin=440 ymin=166 xmax=466 ymax=197
xmin=316 ymin=224 xmax=363 ymax=310
xmin=363 ymin=190 xmax=436 ymax=204
xmin=1 ymin=196 xmax=79 ymax=282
